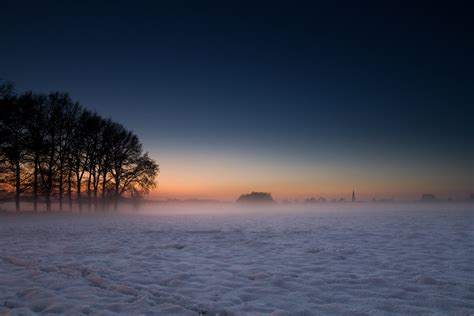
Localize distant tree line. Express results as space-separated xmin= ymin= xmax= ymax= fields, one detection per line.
xmin=0 ymin=81 xmax=159 ymax=212
xmin=236 ymin=192 xmax=274 ymax=203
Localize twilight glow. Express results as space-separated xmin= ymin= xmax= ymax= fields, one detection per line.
xmin=1 ymin=3 xmax=472 ymax=201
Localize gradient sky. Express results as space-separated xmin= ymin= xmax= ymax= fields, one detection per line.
xmin=1 ymin=1 xmax=473 ymax=200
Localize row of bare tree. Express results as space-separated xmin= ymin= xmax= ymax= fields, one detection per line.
xmin=0 ymin=82 xmax=159 ymax=212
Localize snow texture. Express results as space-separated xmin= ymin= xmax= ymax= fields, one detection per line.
xmin=0 ymin=205 xmax=473 ymax=315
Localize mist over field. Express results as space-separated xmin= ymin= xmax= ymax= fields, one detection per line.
xmin=1 ymin=203 xmax=473 ymax=315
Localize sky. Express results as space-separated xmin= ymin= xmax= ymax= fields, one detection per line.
xmin=1 ymin=1 xmax=473 ymax=201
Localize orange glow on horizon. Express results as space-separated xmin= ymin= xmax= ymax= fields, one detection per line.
xmin=146 ymin=149 xmax=471 ymax=201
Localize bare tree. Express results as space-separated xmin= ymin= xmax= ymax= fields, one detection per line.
xmin=0 ymin=83 xmax=25 ymax=212
xmin=21 ymin=92 xmax=47 ymax=212
xmin=119 ymin=153 xmax=159 ymax=199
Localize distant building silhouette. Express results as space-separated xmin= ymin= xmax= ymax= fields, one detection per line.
xmin=237 ymin=192 xmax=275 ymax=203
xmin=352 ymin=190 xmax=356 ymax=202
xmin=421 ymin=194 xmax=436 ymax=202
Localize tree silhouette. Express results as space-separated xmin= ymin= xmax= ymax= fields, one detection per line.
xmin=0 ymin=82 xmax=159 ymax=212
xmin=21 ymin=92 xmax=47 ymax=212
xmin=0 ymin=82 xmax=25 ymax=212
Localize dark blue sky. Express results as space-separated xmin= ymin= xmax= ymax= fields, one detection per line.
xmin=1 ymin=1 xmax=473 ymax=199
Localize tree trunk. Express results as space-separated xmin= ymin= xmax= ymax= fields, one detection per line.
xmin=114 ymin=176 xmax=120 ymax=211
xmin=87 ymin=171 xmax=92 ymax=211
xmin=101 ymin=168 xmax=107 ymax=211
xmin=93 ymin=172 xmax=99 ymax=211
xmin=15 ymin=159 xmax=20 ymax=212
xmin=67 ymin=166 xmax=73 ymax=211
xmin=59 ymin=161 xmax=64 ymax=212
xmin=46 ymin=165 xmax=53 ymax=212
xmin=76 ymin=171 xmax=82 ymax=212
xmin=33 ymin=157 xmax=38 ymax=212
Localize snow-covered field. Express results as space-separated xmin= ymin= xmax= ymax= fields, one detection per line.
xmin=0 ymin=204 xmax=473 ymax=315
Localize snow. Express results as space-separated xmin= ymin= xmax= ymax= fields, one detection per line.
xmin=0 ymin=204 xmax=473 ymax=315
